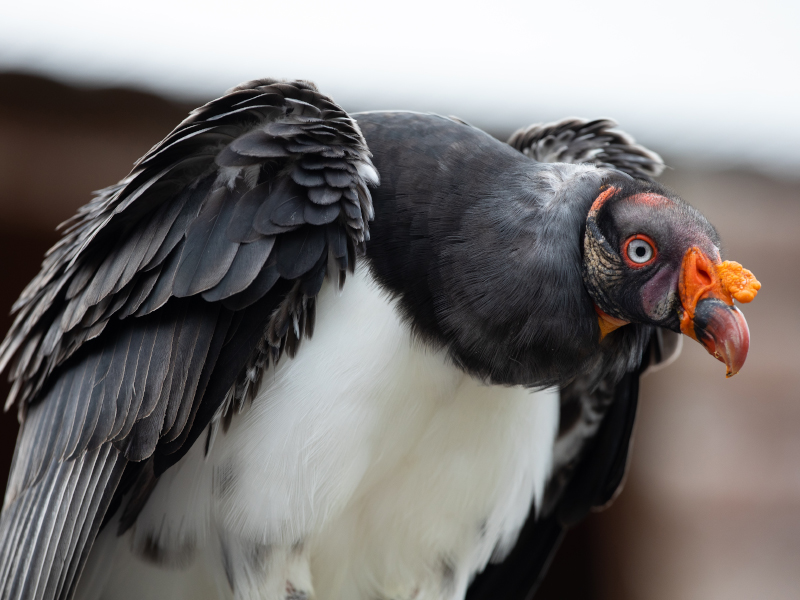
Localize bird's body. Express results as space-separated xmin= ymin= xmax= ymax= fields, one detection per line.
xmin=78 ymin=265 xmax=559 ymax=600
xmin=0 ymin=80 xmax=760 ymax=600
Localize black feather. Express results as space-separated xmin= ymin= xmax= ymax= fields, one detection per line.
xmin=173 ymin=186 xmax=241 ymax=297
xmin=202 ymin=236 xmax=276 ymax=302
xmin=220 ymin=256 xmax=280 ymax=311
xmin=117 ymin=263 xmax=163 ymax=320
xmin=65 ymin=256 xmax=101 ymax=301
xmin=304 ymin=202 xmax=341 ymax=226
xmin=253 ymin=178 xmax=304 ymax=236
xmin=61 ymin=357 xmax=98 ymax=461
xmin=109 ymin=323 xmax=149 ymax=444
xmin=341 ymin=199 xmax=362 ymax=220
xmin=327 ymin=224 xmax=347 ymax=259
xmin=291 ymin=167 xmax=326 ymax=188
xmin=81 ymin=219 xmax=146 ymax=310
xmin=324 ymin=169 xmax=353 ymax=188
xmin=141 ymin=175 xmax=213 ymax=272
xmin=85 ymin=347 xmax=117 ymax=451
xmin=159 ymin=303 xmax=221 ymax=447
xmin=135 ymin=245 xmax=184 ymax=317
xmin=300 ymin=252 xmax=328 ymax=298
xmin=224 ymin=130 xmax=289 ymax=159
xmin=466 ymin=514 xmax=564 ymax=600
xmin=307 ymin=186 xmax=342 ymax=205
xmin=276 ymin=227 xmax=326 ymax=279
xmin=556 ymin=372 xmax=639 ymax=524
xmin=507 ymin=117 xmax=664 ymax=181
xmin=300 ymin=157 xmax=352 ymax=171
xmin=227 ymin=182 xmax=271 ymax=243
xmin=156 ymin=306 xmax=231 ymax=459
xmin=270 ymin=194 xmax=307 ymax=227
xmin=159 ymin=308 xmax=195 ymax=436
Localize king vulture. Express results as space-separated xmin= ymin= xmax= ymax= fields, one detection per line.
xmin=0 ymin=79 xmax=760 ymax=600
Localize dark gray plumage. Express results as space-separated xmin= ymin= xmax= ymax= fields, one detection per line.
xmin=508 ymin=117 xmax=665 ymax=180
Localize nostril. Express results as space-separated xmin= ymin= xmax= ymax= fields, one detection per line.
xmin=697 ymin=265 xmax=712 ymax=286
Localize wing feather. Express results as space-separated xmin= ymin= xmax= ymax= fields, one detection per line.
xmin=0 ymin=78 xmax=377 ymax=599
xmin=117 ymin=262 xmax=162 ymax=320
xmin=508 ymin=117 xmax=664 ymax=181
xmin=201 ymin=236 xmax=276 ymax=302
xmin=219 ymin=255 xmax=281 ymax=311
xmin=226 ymin=181 xmax=273 ymax=243
xmin=173 ymin=186 xmax=242 ymax=297
xmin=141 ymin=175 xmax=213 ymax=272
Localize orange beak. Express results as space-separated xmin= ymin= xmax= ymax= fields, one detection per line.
xmin=678 ymin=248 xmax=761 ymax=377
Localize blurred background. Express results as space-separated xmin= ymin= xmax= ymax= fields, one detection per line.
xmin=0 ymin=1 xmax=798 ymax=598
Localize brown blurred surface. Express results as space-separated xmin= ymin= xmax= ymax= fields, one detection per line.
xmin=0 ymin=72 xmax=798 ymax=599
xmin=0 ymin=72 xmax=194 ymax=230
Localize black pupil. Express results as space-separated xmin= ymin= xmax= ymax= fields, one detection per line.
xmin=636 ymin=246 xmax=646 ymax=257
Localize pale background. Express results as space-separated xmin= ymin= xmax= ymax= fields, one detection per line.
xmin=0 ymin=2 xmax=798 ymax=598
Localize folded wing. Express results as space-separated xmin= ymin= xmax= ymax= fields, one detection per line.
xmin=0 ymin=79 xmax=377 ymax=600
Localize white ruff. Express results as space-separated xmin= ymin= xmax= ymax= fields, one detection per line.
xmin=78 ymin=266 xmax=560 ymax=600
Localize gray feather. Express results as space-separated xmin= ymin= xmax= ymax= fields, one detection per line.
xmin=220 ymin=256 xmax=280 ymax=311
xmin=202 ymin=236 xmax=276 ymax=302
xmin=173 ymin=186 xmax=241 ymax=297
xmin=304 ymin=202 xmax=341 ymax=226
xmin=270 ymin=194 xmax=307 ymax=227
xmin=226 ymin=182 xmax=271 ymax=243
xmin=307 ymin=186 xmax=342 ymax=205
xmin=507 ymin=118 xmax=664 ymax=180
xmin=277 ymin=227 xmax=326 ymax=279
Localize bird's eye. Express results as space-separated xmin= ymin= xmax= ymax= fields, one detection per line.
xmin=628 ymin=240 xmax=653 ymax=263
xmin=623 ymin=235 xmax=657 ymax=267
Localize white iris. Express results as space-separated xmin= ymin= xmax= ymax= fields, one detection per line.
xmin=628 ymin=239 xmax=654 ymax=264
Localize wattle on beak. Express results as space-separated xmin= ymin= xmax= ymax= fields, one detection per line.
xmin=678 ymin=248 xmax=761 ymax=377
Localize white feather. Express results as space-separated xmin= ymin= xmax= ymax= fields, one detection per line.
xmin=79 ymin=265 xmax=559 ymax=600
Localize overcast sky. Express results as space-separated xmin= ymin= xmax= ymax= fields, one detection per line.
xmin=2 ymin=0 xmax=799 ymax=175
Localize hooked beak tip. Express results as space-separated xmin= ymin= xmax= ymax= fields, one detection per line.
xmin=694 ymin=300 xmax=750 ymax=378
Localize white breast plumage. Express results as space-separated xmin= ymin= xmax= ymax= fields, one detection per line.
xmin=78 ymin=265 xmax=559 ymax=600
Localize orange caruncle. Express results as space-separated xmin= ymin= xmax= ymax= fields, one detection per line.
xmin=716 ymin=261 xmax=761 ymax=304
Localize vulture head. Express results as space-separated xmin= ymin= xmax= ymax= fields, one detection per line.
xmin=582 ymin=175 xmax=761 ymax=377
